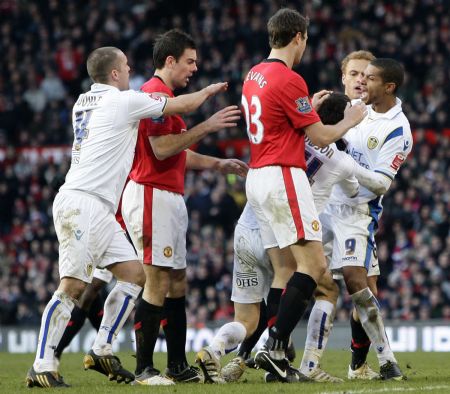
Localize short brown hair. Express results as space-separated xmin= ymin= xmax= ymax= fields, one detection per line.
xmin=371 ymin=58 xmax=404 ymax=93
xmin=267 ymin=8 xmax=309 ymax=49
xmin=86 ymin=47 xmax=121 ymax=83
xmin=341 ymin=50 xmax=376 ymax=73
xmin=153 ymin=29 xmax=196 ymax=69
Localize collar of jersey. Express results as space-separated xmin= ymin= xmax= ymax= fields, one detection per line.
xmin=90 ymin=83 xmax=118 ymax=93
xmin=368 ymin=97 xmax=402 ymax=120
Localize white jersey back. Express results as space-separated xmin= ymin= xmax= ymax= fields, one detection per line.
xmin=305 ymin=138 xmax=358 ymax=214
xmin=60 ymin=83 xmax=166 ymax=211
xmin=329 ymin=98 xmax=412 ymax=207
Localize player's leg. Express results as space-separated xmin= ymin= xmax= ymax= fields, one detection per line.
xmin=55 ymin=273 xmax=107 ymax=360
xmin=163 ymin=268 xmax=202 ymax=383
xmin=348 ymin=274 xmax=379 ymax=380
xmin=27 ymin=192 xmax=91 ymax=388
xmin=246 ymin=167 xmax=325 ymax=381
xmin=344 ymin=266 xmax=404 ymax=380
xmin=299 ymin=269 xmax=343 ymax=382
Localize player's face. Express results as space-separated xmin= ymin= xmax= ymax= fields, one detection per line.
xmin=359 ymin=64 xmax=385 ymax=105
xmin=115 ymin=51 xmax=131 ymax=90
xmin=294 ymin=31 xmax=308 ymax=65
xmin=171 ymin=48 xmax=198 ymax=89
xmin=342 ymin=59 xmax=370 ymax=100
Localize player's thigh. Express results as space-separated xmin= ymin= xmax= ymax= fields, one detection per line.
xmin=53 ymin=191 xmax=110 ymax=283
xmin=267 ymin=247 xmax=296 ymax=288
xmin=247 ymin=166 xmax=322 ymax=249
xmin=232 ymin=225 xmax=273 ymax=305
xmin=234 ymin=302 xmax=261 ymax=337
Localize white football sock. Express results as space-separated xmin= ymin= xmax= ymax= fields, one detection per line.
xmin=352 ymin=287 xmax=396 ymax=365
xmin=300 ymin=300 xmax=335 ymax=373
xmin=34 ymin=291 xmax=74 ymax=372
xmin=209 ymin=322 xmax=247 ymax=359
xmin=92 ymin=281 xmax=141 ymax=356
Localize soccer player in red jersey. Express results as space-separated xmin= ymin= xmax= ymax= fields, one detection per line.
xmin=120 ymin=29 xmax=247 ymax=385
xmin=241 ymin=9 xmax=367 ymax=381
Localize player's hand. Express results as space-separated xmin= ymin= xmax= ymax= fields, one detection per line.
xmin=311 ymin=89 xmax=332 ymax=111
xmin=205 ymin=105 xmax=241 ymax=131
xmin=344 ymin=101 xmax=367 ymax=127
xmin=204 ymin=82 xmax=229 ymax=97
xmin=215 ymin=158 xmax=249 ymax=177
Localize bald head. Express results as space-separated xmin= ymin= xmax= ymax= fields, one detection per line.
xmin=86 ymin=47 xmax=122 ymax=84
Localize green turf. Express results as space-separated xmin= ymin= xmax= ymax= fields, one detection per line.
xmin=3 ymin=350 xmax=450 ymax=393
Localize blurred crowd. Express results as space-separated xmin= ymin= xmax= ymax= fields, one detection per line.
xmin=0 ymin=0 xmax=449 ymax=326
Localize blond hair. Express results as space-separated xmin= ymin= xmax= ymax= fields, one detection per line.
xmin=341 ymin=50 xmax=376 ymax=73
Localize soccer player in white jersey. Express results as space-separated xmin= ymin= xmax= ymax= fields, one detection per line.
xmin=196 ymin=93 xmax=361 ymax=383
xmin=26 ymin=46 xmax=232 ymax=388
xmin=322 ymin=58 xmax=413 ymax=381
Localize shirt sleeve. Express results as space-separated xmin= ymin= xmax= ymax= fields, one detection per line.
xmin=373 ymin=124 xmax=413 ymax=180
xmin=126 ymin=90 xmax=167 ymax=123
xmin=280 ymin=75 xmax=320 ymax=130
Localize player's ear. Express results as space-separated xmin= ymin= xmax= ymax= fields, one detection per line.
xmin=385 ymin=82 xmax=396 ymax=95
xmin=165 ymin=55 xmax=177 ymax=69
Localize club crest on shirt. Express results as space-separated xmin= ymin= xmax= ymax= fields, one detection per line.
xmin=163 ymin=247 xmax=173 ymax=258
xmin=367 ymin=136 xmax=379 ymax=149
xmin=312 ymin=220 xmax=320 ymax=232
xmin=295 ymin=97 xmax=312 ymax=113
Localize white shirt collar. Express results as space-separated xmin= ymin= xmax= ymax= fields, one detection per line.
xmin=368 ymin=97 xmax=402 ymax=120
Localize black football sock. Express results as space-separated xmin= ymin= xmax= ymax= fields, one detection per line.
xmin=134 ymin=298 xmax=164 ymax=375
xmin=237 ymin=301 xmax=267 ymax=360
xmin=268 ymin=272 xmax=317 ymax=351
xmin=350 ymin=312 xmax=371 ymax=370
xmin=162 ymin=296 xmax=188 ymax=372
xmin=86 ymin=293 xmax=104 ymax=330
xmin=54 ymin=306 xmax=86 ymax=359
xmin=266 ymin=288 xmax=283 ymax=329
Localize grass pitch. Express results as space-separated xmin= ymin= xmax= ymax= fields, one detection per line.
xmin=3 ymin=350 xmax=450 ymax=393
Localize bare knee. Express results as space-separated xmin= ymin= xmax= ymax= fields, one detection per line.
xmin=343 ymin=267 xmax=368 ymax=295
xmin=315 ymin=271 xmax=339 ymax=305
xmin=109 ymin=260 xmax=146 ymax=287
xmin=234 ymin=303 xmax=260 ymax=337
xmin=58 ymin=277 xmax=87 ymax=301
xmin=143 ymin=265 xmax=171 ymax=306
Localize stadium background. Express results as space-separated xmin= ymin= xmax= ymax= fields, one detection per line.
xmin=0 ymin=0 xmax=448 ymax=340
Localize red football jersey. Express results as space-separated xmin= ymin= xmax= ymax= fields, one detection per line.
xmin=242 ymin=59 xmax=320 ymax=169
xmin=129 ymin=77 xmax=187 ymax=194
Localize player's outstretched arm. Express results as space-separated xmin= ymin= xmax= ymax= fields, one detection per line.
xmin=351 ymin=162 xmax=392 ymax=195
xmin=186 ymin=150 xmax=248 ymax=177
xmin=163 ymin=82 xmax=229 ymax=115
xmin=305 ymin=102 xmax=367 ymax=147
xmin=150 ymin=106 xmax=241 ymax=160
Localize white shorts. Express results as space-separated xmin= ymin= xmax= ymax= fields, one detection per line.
xmin=53 ymin=191 xmax=137 ymax=283
xmin=121 ymin=180 xmax=188 ymax=269
xmin=246 ymin=166 xmax=322 ymax=249
xmin=93 ymin=268 xmax=114 ymax=284
xmin=231 ymin=223 xmax=273 ymax=304
xmin=321 ymin=204 xmax=380 ymax=277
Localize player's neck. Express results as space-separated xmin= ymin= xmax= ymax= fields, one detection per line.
xmin=268 ymin=48 xmax=295 ymax=69
xmin=154 ymin=70 xmax=174 ymax=91
xmin=371 ymin=96 xmax=397 ymax=113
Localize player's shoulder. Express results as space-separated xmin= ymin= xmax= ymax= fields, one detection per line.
xmin=141 ymin=77 xmax=172 ymax=96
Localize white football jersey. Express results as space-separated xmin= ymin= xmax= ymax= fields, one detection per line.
xmin=60 ymin=83 xmax=166 ymax=211
xmin=329 ymin=98 xmax=412 ymax=207
xmin=305 ymin=138 xmax=359 ymax=214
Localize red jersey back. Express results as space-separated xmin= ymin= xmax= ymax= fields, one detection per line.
xmin=242 ymin=59 xmax=320 ymax=169
xmin=129 ymin=77 xmax=187 ymax=194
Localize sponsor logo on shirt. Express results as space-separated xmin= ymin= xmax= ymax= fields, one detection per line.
xmin=295 ymin=97 xmax=312 ymax=113
xmin=163 ymin=247 xmax=173 ymax=258
xmin=390 ymin=154 xmax=406 ymax=171
xmin=367 ymin=136 xmax=379 ymax=150
xmin=151 ymin=115 xmax=165 ymax=124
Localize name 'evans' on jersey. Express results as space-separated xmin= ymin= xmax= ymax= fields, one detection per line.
xmin=245 ymin=70 xmax=267 ymax=89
